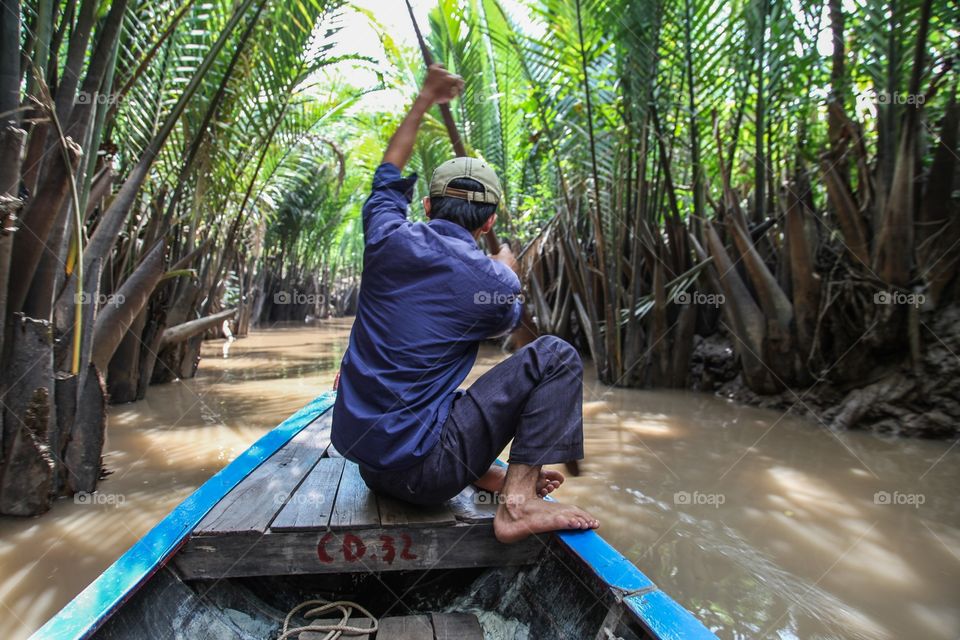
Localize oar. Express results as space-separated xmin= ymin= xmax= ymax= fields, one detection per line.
xmin=404 ymin=0 xmax=471 ymax=183
xmin=404 ymin=2 xmax=581 ymax=478
xmin=402 ymin=0 xmax=539 ymax=348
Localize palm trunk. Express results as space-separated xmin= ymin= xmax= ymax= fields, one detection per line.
xmin=7 ymin=137 xmax=82 ymax=316
xmin=917 ymin=98 xmax=959 ymax=306
xmin=0 ymin=316 xmax=55 ymax=515
xmin=52 ymin=0 xmax=97 ymax=124
xmin=752 ymin=0 xmax=768 ymax=222
xmin=872 ymin=0 xmax=931 ymax=287
xmin=160 ymin=308 xmax=236 ymax=348
xmin=783 ymin=173 xmax=820 ymax=364
xmin=0 ymin=126 xmax=24 ymax=364
xmin=90 ymin=240 xmax=167 ymax=372
xmin=575 ymin=0 xmax=617 ymax=381
xmin=81 ymin=0 xmax=264 ymax=276
xmin=703 ymin=222 xmax=774 ymax=392
xmin=0 ymin=0 xmax=26 ymax=358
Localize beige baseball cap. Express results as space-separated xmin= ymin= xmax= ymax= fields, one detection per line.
xmin=429 ymin=157 xmax=502 ymax=205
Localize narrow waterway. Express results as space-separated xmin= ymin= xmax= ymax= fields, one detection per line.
xmin=1 ymin=321 xmax=957 ymax=639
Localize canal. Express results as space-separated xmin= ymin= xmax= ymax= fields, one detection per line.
xmin=1 ymin=321 xmax=957 ymax=639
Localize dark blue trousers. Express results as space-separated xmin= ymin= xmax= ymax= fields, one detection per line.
xmin=359 ymin=336 xmax=584 ymax=505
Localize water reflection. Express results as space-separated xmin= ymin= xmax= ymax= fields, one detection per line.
xmin=470 ymin=346 xmax=960 ymax=638
xmin=520 ymin=382 xmax=960 ymax=640
xmin=0 ymin=321 xmax=350 ymax=639
xmin=0 ymin=320 xmax=957 ymax=640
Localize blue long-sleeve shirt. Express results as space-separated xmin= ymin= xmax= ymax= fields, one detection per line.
xmin=331 ymin=162 xmax=522 ymax=471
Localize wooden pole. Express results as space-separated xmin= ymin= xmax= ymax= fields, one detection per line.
xmin=403 ymin=0 xmax=498 ymax=254
xmin=402 ymin=0 xmax=545 ymax=354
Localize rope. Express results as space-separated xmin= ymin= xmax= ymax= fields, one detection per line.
xmin=276 ymin=599 xmax=379 ymax=640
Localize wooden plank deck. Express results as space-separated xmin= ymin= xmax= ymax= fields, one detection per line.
xmin=270 ymin=457 xmax=344 ymax=532
xmin=431 ymin=612 xmax=485 ymax=639
xmin=377 ymin=613 xmax=484 ymax=640
xmin=173 ymin=405 xmax=541 ymax=580
xmin=329 ymin=461 xmax=384 ymax=530
xmin=193 ymin=410 xmax=335 ymax=536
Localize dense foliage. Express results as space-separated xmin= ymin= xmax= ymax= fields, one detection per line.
xmin=390 ymin=0 xmax=958 ymax=422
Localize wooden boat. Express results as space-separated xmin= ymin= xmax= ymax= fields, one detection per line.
xmin=32 ymin=392 xmax=717 ymax=639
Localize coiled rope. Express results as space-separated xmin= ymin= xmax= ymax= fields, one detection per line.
xmin=277 ymin=599 xmax=378 ymax=640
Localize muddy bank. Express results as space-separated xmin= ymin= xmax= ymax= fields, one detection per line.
xmin=690 ymin=303 xmax=960 ymax=438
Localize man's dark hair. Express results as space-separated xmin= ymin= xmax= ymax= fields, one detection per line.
xmin=429 ymin=177 xmax=497 ymax=231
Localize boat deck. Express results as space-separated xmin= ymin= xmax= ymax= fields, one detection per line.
xmin=294 ymin=613 xmax=484 ymax=640
xmin=36 ymin=392 xmax=717 ymax=640
xmin=173 ymin=407 xmax=542 ymax=580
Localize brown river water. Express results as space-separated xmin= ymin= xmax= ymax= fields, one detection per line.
xmin=1 ymin=320 xmax=957 ymax=639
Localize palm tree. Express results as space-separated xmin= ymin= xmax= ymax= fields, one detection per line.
xmin=410 ymin=0 xmax=959 ymax=431
xmin=0 ymin=0 xmax=349 ymax=515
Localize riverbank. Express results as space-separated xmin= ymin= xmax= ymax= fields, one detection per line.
xmin=690 ymin=302 xmax=960 ymax=439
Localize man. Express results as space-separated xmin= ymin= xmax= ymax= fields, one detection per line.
xmin=331 ymin=64 xmax=599 ymax=544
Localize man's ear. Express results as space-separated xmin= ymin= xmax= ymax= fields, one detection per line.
xmin=423 ymin=196 xmax=432 ymax=218
xmin=481 ymin=213 xmax=496 ymax=234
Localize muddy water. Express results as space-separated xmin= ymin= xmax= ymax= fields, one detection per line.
xmin=0 ymin=323 xmax=349 ymax=639
xmin=2 ymin=321 xmax=958 ymax=639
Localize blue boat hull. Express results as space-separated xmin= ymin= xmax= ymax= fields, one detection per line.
xmin=31 ymin=393 xmax=716 ymax=640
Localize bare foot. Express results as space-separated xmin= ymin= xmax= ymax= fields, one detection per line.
xmin=537 ymin=469 xmax=564 ymax=497
xmin=493 ymin=497 xmax=599 ymax=544
xmin=474 ymin=465 xmax=564 ymax=498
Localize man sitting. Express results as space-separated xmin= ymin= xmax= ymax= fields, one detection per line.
xmin=331 ymin=64 xmax=599 ymax=543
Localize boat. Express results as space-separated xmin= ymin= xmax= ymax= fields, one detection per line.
xmin=32 ymin=391 xmax=718 ymax=639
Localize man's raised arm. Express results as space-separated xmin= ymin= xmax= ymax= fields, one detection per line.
xmin=382 ymin=64 xmax=464 ymax=171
